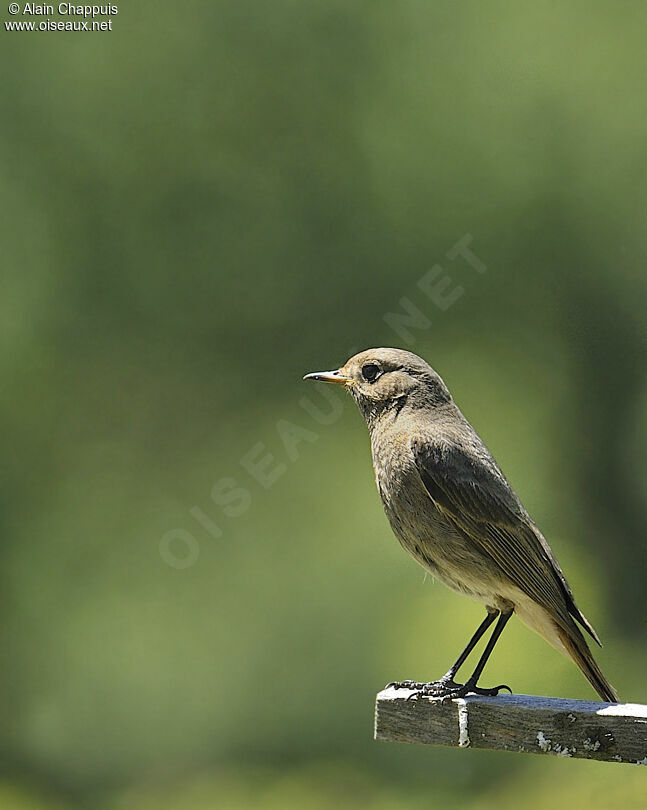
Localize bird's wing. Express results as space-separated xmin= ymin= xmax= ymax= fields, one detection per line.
xmin=410 ymin=435 xmax=601 ymax=645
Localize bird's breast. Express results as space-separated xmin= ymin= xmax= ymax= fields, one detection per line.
xmin=370 ymin=429 xmax=417 ymax=512
xmin=371 ymin=430 xmax=443 ymax=553
xmin=369 ymin=427 xmax=508 ymax=603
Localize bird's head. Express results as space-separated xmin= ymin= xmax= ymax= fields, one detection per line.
xmin=304 ymin=347 xmax=451 ymax=428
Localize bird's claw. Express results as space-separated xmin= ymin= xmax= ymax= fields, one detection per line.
xmin=386 ymin=677 xmax=460 ymax=700
xmin=387 ymin=678 xmax=512 ymax=701
xmin=436 ymin=681 xmax=512 ymax=702
xmin=385 ymin=680 xmax=426 ymax=691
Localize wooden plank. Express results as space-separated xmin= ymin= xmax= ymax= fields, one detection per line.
xmin=374 ymin=687 xmax=647 ymax=765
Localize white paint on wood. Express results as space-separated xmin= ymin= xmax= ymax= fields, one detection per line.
xmin=456 ymin=699 xmax=470 ymax=748
xmin=536 ymin=731 xmax=551 ymax=753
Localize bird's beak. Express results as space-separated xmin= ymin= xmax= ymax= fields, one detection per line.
xmin=303 ymin=369 xmax=353 ymax=386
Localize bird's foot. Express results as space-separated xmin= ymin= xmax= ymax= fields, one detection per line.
xmin=435 ymin=678 xmax=512 ymax=702
xmin=386 ymin=677 xmax=511 ymax=702
xmin=386 ymin=677 xmax=461 ymax=698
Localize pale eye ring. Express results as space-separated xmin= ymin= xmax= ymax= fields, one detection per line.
xmin=361 ymin=363 xmax=380 ymax=382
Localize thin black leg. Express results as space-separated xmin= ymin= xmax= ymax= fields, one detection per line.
xmin=450 ymin=609 xmax=513 ymax=697
xmin=389 ymin=609 xmax=514 ymax=700
xmin=444 ymin=610 xmax=499 ymax=681
xmin=465 ymin=609 xmax=512 ymax=686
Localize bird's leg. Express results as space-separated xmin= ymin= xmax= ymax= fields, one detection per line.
xmin=435 ymin=610 xmax=513 ymax=700
xmin=440 ymin=609 xmax=499 ymax=683
xmin=386 ymin=609 xmax=499 ymax=695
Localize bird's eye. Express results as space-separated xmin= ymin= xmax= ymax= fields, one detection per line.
xmin=361 ymin=363 xmax=380 ymax=382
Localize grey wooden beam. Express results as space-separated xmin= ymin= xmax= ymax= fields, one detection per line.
xmin=374 ymin=687 xmax=647 ymax=765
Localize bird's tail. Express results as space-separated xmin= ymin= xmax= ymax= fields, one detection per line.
xmin=556 ymin=624 xmax=619 ymax=703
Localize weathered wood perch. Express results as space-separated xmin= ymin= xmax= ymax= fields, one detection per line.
xmin=374 ymin=687 xmax=647 ymax=765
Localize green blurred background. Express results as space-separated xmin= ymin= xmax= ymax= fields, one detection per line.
xmin=2 ymin=1 xmax=647 ymax=807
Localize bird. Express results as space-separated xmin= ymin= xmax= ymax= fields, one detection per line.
xmin=304 ymin=347 xmax=618 ymax=702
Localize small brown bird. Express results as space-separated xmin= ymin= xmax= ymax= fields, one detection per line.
xmin=304 ymin=348 xmax=618 ymax=702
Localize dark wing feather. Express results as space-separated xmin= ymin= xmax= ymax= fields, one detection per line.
xmin=410 ymin=435 xmax=601 ymax=646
